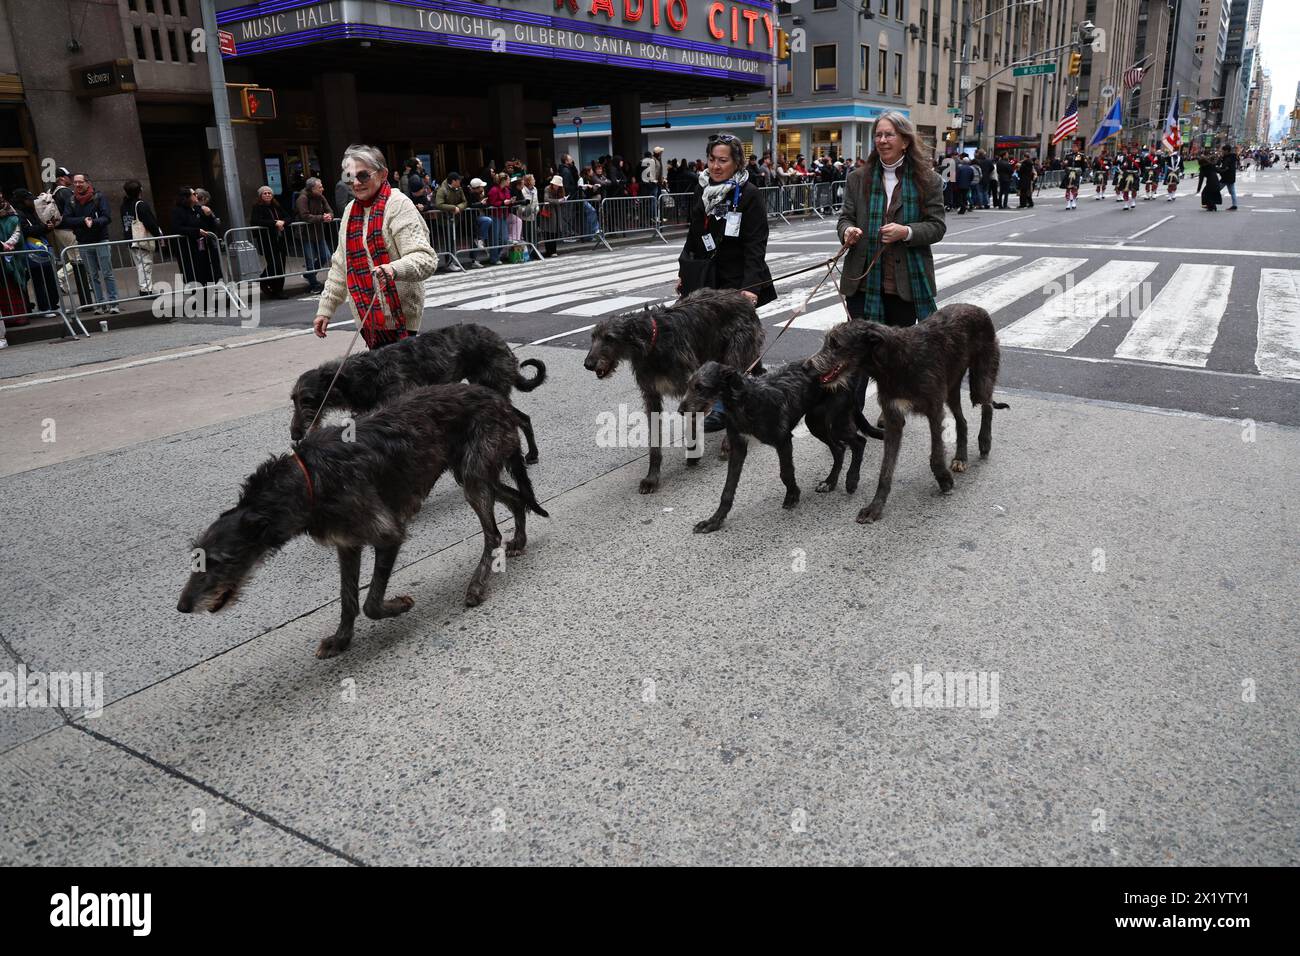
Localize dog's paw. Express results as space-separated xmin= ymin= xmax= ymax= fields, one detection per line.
xmin=506 ymin=537 xmax=526 ymax=557
xmin=693 ymin=518 xmax=723 ymax=534
xmin=856 ymin=504 xmax=883 ymax=524
xmin=464 ymin=584 xmax=486 ymax=607
xmin=845 ymin=478 xmax=859 ymax=494
xmin=638 ymin=477 xmax=660 ymax=494
xmin=950 ymin=458 xmax=967 ymax=474
xmin=315 ymin=633 xmax=351 ymax=659
xmin=815 ymin=481 xmax=834 ymax=493
xmin=937 ymin=473 xmax=955 ymax=493
xmin=524 ymin=452 xmax=539 ymax=465
xmin=782 ymin=492 xmax=800 ymax=510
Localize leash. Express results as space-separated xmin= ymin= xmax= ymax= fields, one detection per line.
xmin=302 ymin=271 xmax=392 ymax=438
xmin=744 ymin=243 xmax=851 ymax=373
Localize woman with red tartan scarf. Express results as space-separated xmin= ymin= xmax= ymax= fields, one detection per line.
xmin=312 ymin=144 xmax=437 ymax=349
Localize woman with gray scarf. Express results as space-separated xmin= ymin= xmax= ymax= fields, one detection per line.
xmin=677 ymin=132 xmax=777 ymax=431
xmin=677 ymin=132 xmax=776 ymax=307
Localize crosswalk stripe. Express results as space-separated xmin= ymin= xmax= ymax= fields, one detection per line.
xmin=558 ymin=296 xmax=652 ymax=317
xmin=1115 ymin=264 xmax=1233 ymax=367
xmin=433 ymin=251 xmax=679 ymax=306
xmin=510 ymin=291 xmax=604 ymax=313
xmin=450 ymin=257 xmax=686 ymax=311
xmin=425 ymin=250 xmax=647 ymax=296
xmin=1255 ymin=269 xmax=1300 ymax=379
xmin=933 ymin=255 xmax=1021 ymax=291
xmin=999 ymin=260 xmax=1158 ymax=352
xmin=937 ymin=256 xmax=1086 ymax=315
xmin=784 ymin=300 xmax=851 ymax=331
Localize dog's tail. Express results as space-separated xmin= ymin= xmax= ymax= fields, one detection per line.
xmin=853 ymin=408 xmax=886 ymax=440
xmin=515 ymin=359 xmax=547 ymax=392
xmin=506 ymin=450 xmax=549 ymax=517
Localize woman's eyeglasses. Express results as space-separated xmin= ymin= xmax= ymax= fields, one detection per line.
xmin=345 ymin=169 xmax=375 ymax=184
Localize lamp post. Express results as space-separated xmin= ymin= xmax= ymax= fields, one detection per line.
xmin=957 ymin=0 xmax=1043 ymax=155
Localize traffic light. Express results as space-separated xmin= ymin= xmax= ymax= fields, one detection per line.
xmin=241 ymin=87 xmax=276 ymax=121
xmin=944 ymin=130 xmax=958 ymax=143
xmin=777 ymin=30 xmax=790 ymax=61
xmin=1068 ymin=52 xmax=1082 ymax=76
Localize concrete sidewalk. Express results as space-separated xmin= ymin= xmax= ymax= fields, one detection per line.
xmin=1 ymin=344 xmax=1296 ymax=865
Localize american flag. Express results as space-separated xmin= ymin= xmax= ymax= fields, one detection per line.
xmin=1123 ymin=66 xmax=1145 ymax=90
xmin=1051 ymin=97 xmax=1079 ymax=146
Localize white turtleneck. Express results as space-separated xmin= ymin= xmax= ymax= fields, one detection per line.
xmin=880 ymin=154 xmax=913 ymax=242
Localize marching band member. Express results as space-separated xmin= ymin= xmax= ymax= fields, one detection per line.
xmin=1092 ymin=152 xmax=1109 ymax=200
xmin=1142 ymin=157 xmax=1159 ymax=200
xmin=1062 ymin=165 xmax=1081 ymax=211
xmin=1164 ymin=165 xmax=1181 ymax=201
xmin=1118 ymin=154 xmax=1140 ymax=210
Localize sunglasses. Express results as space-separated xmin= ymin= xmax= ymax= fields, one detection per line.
xmin=708 ymin=134 xmax=741 ymax=146
xmin=345 ymin=169 xmax=376 ymax=184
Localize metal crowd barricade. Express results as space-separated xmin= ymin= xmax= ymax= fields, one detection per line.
xmin=781 ymin=181 xmax=817 ymax=219
xmin=535 ymin=197 xmax=610 ymax=256
xmin=657 ymin=191 xmax=693 ymax=233
xmin=758 ymin=185 xmax=790 ymax=224
xmin=438 ymin=206 xmax=545 ymax=267
xmin=221 ymin=221 xmax=337 ymax=296
xmin=0 ymin=246 xmax=85 ymax=338
xmin=425 ymin=208 xmax=465 ymax=271
xmin=599 ymin=195 xmax=665 ymax=243
xmin=58 ymin=234 xmax=244 ymax=326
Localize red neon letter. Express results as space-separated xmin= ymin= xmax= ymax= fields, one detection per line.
xmin=741 ymin=8 xmax=759 ymax=44
xmin=623 ymin=0 xmax=644 ymax=21
xmin=707 ymin=2 xmax=725 ymax=39
xmin=666 ymin=0 xmax=687 ymax=31
xmin=589 ymin=0 xmax=615 ymax=18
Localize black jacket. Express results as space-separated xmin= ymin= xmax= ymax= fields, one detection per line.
xmin=1217 ymin=152 xmax=1238 ymax=184
xmin=679 ymin=180 xmax=776 ymax=306
xmin=65 ymin=190 xmax=112 ymax=243
xmin=121 ymin=197 xmax=160 ymax=239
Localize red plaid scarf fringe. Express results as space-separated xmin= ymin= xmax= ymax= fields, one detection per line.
xmin=345 ymin=181 xmax=407 ymax=349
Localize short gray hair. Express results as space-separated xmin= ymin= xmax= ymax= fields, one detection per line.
xmin=341 ymin=144 xmax=387 ymax=173
xmin=195 ymin=188 xmax=212 ymax=203
xmin=304 ymin=177 xmax=321 ymax=192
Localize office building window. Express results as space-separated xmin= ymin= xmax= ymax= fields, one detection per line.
xmin=813 ymin=0 xmax=836 ymax=8
xmin=133 ymin=26 xmax=146 ymax=60
xmin=167 ymin=29 xmax=180 ymax=62
xmin=813 ymin=44 xmax=837 ymax=92
xmin=860 ymin=45 xmax=870 ymax=92
xmin=894 ymin=52 xmax=902 ymax=95
xmin=918 ymin=70 xmax=926 ymax=103
xmin=895 ymin=0 xmax=903 ymax=19
xmin=183 ymin=28 xmax=196 ymax=63
xmin=150 ymin=28 xmax=163 ymax=61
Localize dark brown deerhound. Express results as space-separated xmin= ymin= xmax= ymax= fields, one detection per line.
xmin=806 ymin=304 xmax=1010 ymax=524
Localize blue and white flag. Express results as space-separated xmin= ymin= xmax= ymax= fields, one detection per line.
xmin=1089 ymin=97 xmax=1123 ymax=148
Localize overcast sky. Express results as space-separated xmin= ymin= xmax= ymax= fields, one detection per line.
xmin=1259 ymin=0 xmax=1299 ymax=132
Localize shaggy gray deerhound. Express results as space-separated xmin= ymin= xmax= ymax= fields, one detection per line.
xmin=806 ymin=304 xmax=1010 ymax=524
xmin=583 ymin=288 xmax=764 ymax=493
xmin=179 ymin=384 xmax=548 ymax=658
xmin=290 ymin=323 xmax=546 ymax=463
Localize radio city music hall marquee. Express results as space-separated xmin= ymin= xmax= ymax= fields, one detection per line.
xmin=217 ymin=0 xmax=775 ymax=84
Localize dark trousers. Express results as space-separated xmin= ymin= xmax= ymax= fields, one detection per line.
xmin=843 ymin=291 xmax=918 ymax=327
xmin=997 ymin=180 xmax=1011 ymax=208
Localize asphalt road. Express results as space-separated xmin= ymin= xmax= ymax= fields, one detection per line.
xmin=0 ymin=165 xmax=1296 ymax=866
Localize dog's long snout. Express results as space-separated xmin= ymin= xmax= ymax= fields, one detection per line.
xmin=177 ymin=593 xmax=194 ymax=613
xmin=582 ymin=353 xmax=597 ymax=371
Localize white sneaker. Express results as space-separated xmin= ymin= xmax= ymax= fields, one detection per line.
xmin=108 ymin=306 xmax=121 ymax=315
xmin=0 ymin=338 xmax=7 ymax=349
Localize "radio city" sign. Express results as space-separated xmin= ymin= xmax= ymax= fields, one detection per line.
xmin=555 ymin=0 xmax=777 ymax=49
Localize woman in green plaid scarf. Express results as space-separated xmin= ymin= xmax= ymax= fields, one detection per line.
xmin=837 ymin=111 xmax=947 ymax=327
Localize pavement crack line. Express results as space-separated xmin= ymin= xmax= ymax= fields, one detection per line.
xmin=72 ymin=724 xmax=368 ymax=866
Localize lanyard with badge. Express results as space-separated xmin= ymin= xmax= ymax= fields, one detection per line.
xmin=702 ymin=181 xmax=742 ymax=253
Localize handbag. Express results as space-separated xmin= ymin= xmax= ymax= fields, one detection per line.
xmin=678 ymin=253 xmax=717 ymax=296
xmin=130 ymin=201 xmax=156 ymax=254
